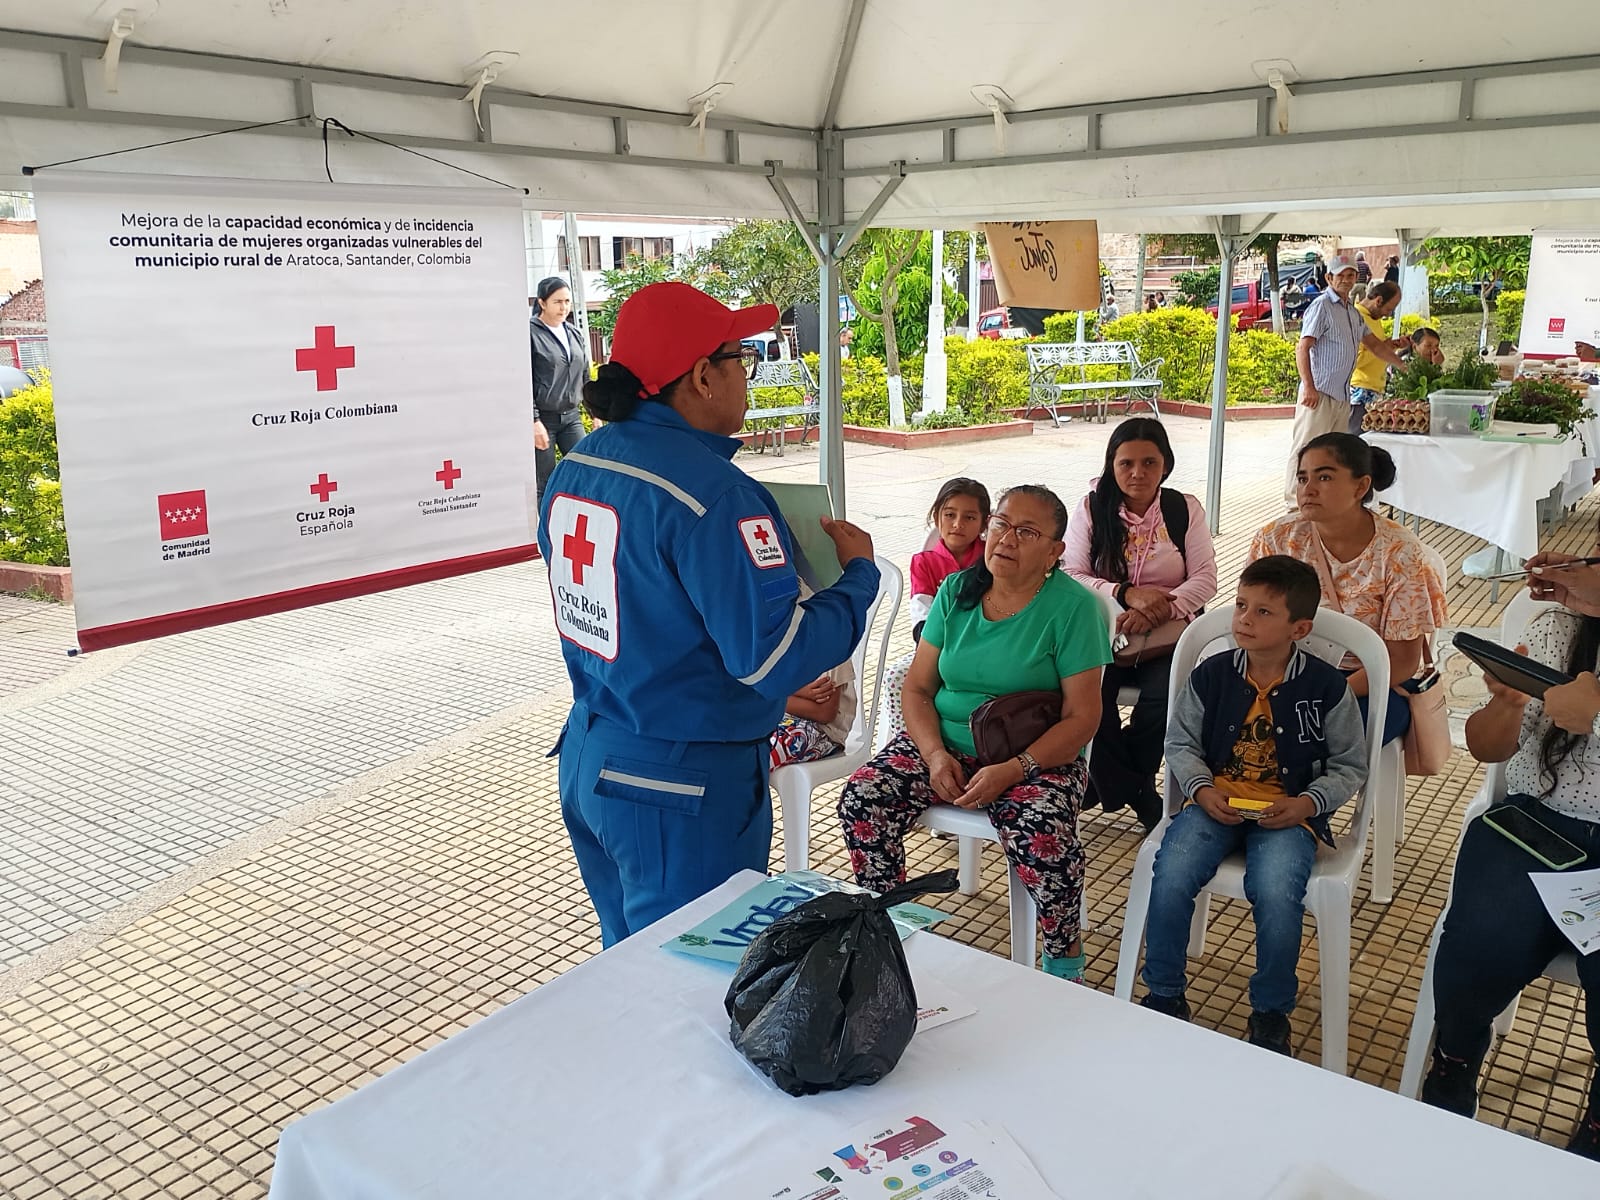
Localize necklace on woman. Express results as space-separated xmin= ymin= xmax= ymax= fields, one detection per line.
xmin=984 ymin=575 xmax=1047 ymax=619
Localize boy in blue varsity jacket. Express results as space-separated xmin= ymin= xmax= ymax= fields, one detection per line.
xmin=1140 ymin=556 xmax=1366 ymax=1056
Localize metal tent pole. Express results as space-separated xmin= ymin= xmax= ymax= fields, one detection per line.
xmin=1132 ymin=234 xmax=1146 ymax=315
xmin=967 ymin=230 xmax=980 ymax=341
xmin=563 ymin=211 xmax=588 ymax=338
xmin=1206 ymin=216 xmax=1240 ymax=535
xmin=770 ymin=149 xmax=903 ymax=518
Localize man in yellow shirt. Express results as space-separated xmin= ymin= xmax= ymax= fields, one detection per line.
xmin=1348 ymin=280 xmax=1404 ymax=435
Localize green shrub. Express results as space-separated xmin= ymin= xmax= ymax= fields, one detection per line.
xmin=1099 ymin=307 xmax=1218 ymax=404
xmin=911 ymin=407 xmax=985 ymax=430
xmin=1399 ymin=313 xmax=1427 ymax=338
xmin=1227 ymin=329 xmax=1299 ymax=404
xmin=943 ymin=337 xmax=1028 ymax=420
xmin=1497 ymin=289 xmax=1525 ymax=345
xmin=1172 ymin=266 xmax=1222 ymax=307
xmin=0 ymin=370 xmax=67 ymax=567
xmin=839 ymin=354 xmax=889 ymax=425
xmin=1039 ymin=311 xmax=1100 ymax=342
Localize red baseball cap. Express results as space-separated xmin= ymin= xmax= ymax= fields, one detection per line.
xmin=610 ymin=282 xmax=779 ymax=397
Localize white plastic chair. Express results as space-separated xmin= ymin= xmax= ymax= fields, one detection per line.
xmin=1397 ymin=593 xmax=1570 ymax=1099
xmin=776 ymin=558 xmax=903 ymax=872
xmin=1369 ymin=544 xmax=1448 ymax=904
xmin=1112 ymin=606 xmax=1391 ymax=1074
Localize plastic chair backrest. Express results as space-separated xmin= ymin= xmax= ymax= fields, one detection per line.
xmin=846 ymin=558 xmax=903 ymax=756
xmin=1502 ymin=590 xmax=1562 ymax=651
xmin=1162 ymin=607 xmax=1391 ymax=821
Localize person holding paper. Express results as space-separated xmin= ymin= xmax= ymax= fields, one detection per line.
xmin=838 ymin=485 xmax=1110 ymax=981
xmin=537 ymin=282 xmax=879 ymax=947
xmin=1423 ymin=547 xmax=1600 ymax=1161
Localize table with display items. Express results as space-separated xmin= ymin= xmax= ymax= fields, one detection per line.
xmin=268 ymin=870 xmax=1597 ymax=1199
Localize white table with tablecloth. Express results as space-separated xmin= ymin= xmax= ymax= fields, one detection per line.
xmin=1365 ymin=431 xmax=1587 ymax=562
xmin=266 ymin=870 xmax=1598 ymax=1200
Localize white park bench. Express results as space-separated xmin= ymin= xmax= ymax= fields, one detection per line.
xmin=745 ymin=359 xmax=820 ymax=455
xmin=1024 ymin=341 xmax=1164 ymax=426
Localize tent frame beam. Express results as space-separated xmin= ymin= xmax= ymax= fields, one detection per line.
xmin=0 ymin=28 xmax=821 ymax=183
xmin=821 ymin=0 xmax=869 ymax=130
xmin=838 ymin=50 xmax=1600 ymax=140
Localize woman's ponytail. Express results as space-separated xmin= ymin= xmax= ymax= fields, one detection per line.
xmin=583 ymin=361 xmax=648 ymax=423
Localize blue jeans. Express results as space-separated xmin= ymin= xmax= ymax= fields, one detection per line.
xmin=1348 ymin=386 xmax=1380 ymax=436
xmin=1142 ymin=803 xmax=1317 ymax=1014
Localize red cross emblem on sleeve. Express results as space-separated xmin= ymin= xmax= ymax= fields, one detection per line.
xmin=738 ymin=516 xmax=787 ymax=569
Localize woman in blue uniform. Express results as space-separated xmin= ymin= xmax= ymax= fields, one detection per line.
xmin=538 ymin=282 xmax=880 ymax=946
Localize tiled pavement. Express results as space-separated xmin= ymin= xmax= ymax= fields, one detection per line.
xmin=2 ymin=414 xmax=1599 ymax=1197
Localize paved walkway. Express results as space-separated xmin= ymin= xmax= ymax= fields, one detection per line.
xmin=2 ymin=414 xmax=1597 ymax=1198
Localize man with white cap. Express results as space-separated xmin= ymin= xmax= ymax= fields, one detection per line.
xmin=1285 ymin=254 xmax=1407 ymax=504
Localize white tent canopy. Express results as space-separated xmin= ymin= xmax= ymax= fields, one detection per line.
xmin=4 ymin=1 xmax=1600 ymax=511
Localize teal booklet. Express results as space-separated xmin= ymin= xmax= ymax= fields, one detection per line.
xmin=762 ymin=481 xmax=843 ymax=591
xmin=663 ymin=870 xmax=953 ymax=965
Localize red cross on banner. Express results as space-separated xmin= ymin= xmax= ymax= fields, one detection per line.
xmin=296 ymin=326 xmax=355 ymax=391
xmin=309 ymin=473 xmax=337 ymax=502
xmin=436 ymin=459 xmax=462 ymax=489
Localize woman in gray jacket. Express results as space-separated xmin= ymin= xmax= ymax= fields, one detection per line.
xmin=530 ymin=275 xmax=591 ymax=499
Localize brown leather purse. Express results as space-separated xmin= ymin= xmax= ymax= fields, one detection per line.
xmin=967 ymin=689 xmax=1062 ymax=766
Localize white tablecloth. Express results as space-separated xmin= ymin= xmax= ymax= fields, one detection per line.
xmin=1366 ymin=432 xmax=1584 ymax=560
xmin=267 ymin=871 xmax=1595 ymax=1200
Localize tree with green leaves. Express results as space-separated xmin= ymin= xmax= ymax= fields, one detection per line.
xmin=842 ymin=228 xmax=926 ymax=389
xmin=700 ymin=219 xmax=818 ymax=342
xmin=591 ymin=249 xmax=733 ymax=338
xmin=1419 ymin=236 xmax=1531 ymax=351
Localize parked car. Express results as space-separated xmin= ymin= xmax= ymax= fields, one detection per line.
xmin=976 ymin=307 xmax=1024 ymax=339
xmin=1205 ymin=279 xmax=1276 ymax=330
xmin=977 ymin=306 xmax=1062 ymax=339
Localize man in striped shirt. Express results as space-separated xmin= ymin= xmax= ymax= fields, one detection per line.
xmin=1284 ymin=255 xmax=1407 ymax=504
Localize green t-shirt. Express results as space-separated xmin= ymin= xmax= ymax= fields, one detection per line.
xmin=921 ymin=569 xmax=1112 ymax=757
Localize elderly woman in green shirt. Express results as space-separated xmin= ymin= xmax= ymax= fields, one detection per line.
xmin=838 ymin=484 xmax=1111 ymax=980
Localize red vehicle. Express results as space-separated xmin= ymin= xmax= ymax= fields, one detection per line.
xmin=976 ymin=306 xmax=1045 ymax=339
xmin=976 ymin=306 xmax=1014 ymax=339
xmin=1206 ymin=279 xmax=1274 ymax=330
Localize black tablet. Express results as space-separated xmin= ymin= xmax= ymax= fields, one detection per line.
xmin=1451 ymin=631 xmax=1574 ymax=698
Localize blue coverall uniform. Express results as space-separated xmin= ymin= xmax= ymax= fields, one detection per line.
xmin=537 ymin=402 xmax=879 ymax=946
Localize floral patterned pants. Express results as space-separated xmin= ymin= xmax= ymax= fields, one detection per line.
xmin=837 ymin=731 xmax=1087 ymax=957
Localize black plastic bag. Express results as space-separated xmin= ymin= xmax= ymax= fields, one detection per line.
xmin=724 ymin=869 xmax=959 ymax=1096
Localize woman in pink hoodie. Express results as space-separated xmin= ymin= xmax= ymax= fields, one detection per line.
xmin=1061 ymin=419 xmax=1217 ymax=827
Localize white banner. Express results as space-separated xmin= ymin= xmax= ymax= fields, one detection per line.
xmin=1519 ymin=229 xmax=1600 ymax=358
xmin=33 ymin=172 xmax=539 ymax=650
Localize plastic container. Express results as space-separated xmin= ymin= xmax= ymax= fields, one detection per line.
xmin=1428 ymin=390 xmax=1495 ymax=438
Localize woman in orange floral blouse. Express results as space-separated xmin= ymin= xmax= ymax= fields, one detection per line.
xmin=1249 ymin=432 xmax=1447 ymax=743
